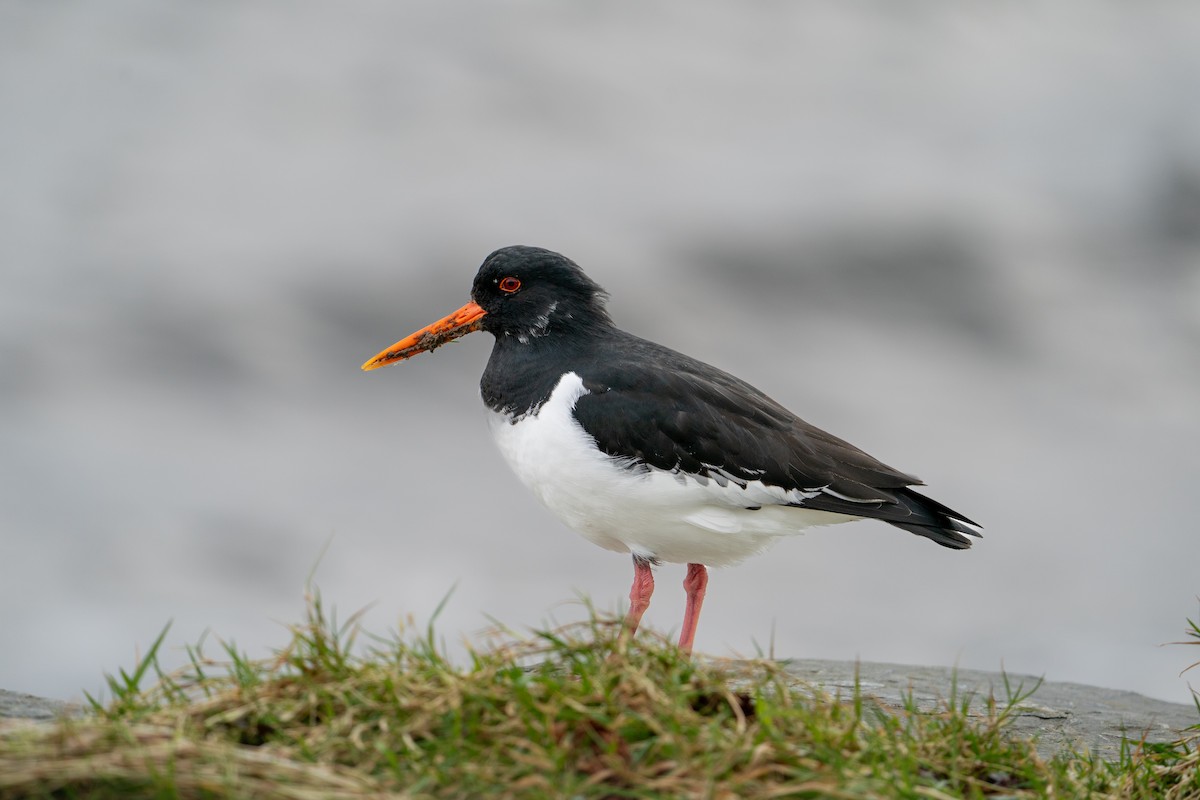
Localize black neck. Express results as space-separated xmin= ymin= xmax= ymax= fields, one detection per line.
xmin=480 ymin=328 xmax=612 ymax=418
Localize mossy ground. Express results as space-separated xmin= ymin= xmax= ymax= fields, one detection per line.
xmin=1 ymin=591 xmax=1196 ymax=799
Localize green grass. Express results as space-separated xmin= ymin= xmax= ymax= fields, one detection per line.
xmin=1 ymin=591 xmax=1197 ymax=799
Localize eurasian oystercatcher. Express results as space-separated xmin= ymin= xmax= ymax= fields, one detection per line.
xmin=363 ymin=245 xmax=980 ymax=652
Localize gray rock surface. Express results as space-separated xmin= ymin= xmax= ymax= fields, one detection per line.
xmin=782 ymin=660 xmax=1198 ymax=760
xmin=0 ymin=689 xmax=82 ymax=722
xmin=4 ymin=661 xmax=1196 ymax=760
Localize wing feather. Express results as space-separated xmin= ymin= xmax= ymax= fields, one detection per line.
xmin=571 ymin=334 xmax=980 ymax=548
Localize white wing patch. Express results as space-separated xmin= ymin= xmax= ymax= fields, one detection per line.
xmin=816 ymin=485 xmax=882 ymax=503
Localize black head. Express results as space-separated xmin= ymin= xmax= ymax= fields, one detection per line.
xmin=361 ymin=246 xmax=613 ymax=372
xmin=471 ymin=246 xmax=613 ymax=341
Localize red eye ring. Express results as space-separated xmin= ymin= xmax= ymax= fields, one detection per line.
xmin=498 ymin=276 xmax=521 ymax=294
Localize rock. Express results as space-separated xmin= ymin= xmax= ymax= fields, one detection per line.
xmin=781 ymin=660 xmax=1198 ymax=760
xmin=0 ymin=689 xmax=83 ymax=722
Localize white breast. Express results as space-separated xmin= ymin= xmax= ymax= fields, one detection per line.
xmin=486 ymin=372 xmax=856 ymax=567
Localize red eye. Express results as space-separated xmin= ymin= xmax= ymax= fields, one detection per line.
xmin=498 ymin=276 xmax=521 ymax=294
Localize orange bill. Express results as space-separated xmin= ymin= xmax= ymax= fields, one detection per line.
xmin=361 ymin=300 xmax=486 ymax=371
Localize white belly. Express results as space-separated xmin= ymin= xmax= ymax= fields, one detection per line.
xmin=486 ymin=372 xmax=855 ymax=567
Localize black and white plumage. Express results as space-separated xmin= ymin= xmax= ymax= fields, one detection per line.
xmin=363 ymin=245 xmax=980 ymax=650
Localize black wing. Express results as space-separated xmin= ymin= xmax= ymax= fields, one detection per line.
xmin=571 ymin=335 xmax=981 ymax=549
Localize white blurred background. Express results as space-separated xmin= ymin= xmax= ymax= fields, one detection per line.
xmin=2 ymin=1 xmax=1199 ymax=705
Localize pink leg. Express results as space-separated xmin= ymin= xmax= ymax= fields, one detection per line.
xmin=624 ymin=556 xmax=655 ymax=636
xmin=678 ymin=563 xmax=708 ymax=653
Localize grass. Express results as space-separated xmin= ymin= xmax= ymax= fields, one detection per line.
xmin=1 ymin=591 xmax=1197 ymax=799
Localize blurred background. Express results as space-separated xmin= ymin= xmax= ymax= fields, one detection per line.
xmin=2 ymin=1 xmax=1199 ymax=705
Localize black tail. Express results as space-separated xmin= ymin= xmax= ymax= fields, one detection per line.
xmin=887 ymin=488 xmax=982 ymax=550
xmin=796 ymin=485 xmax=982 ymax=549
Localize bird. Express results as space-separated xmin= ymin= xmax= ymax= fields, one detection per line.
xmin=362 ymin=245 xmax=980 ymax=652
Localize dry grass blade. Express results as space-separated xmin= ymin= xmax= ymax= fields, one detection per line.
xmin=0 ymin=720 xmax=404 ymax=799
